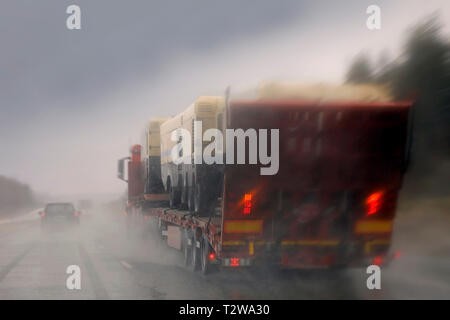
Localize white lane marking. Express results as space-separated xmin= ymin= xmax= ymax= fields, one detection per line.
xmin=120 ymin=260 xmax=133 ymax=270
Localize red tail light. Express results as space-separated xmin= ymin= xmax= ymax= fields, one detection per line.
xmin=243 ymin=193 xmax=252 ymax=215
xmin=208 ymin=252 xmax=216 ymax=260
xmin=41 ymin=212 xmax=45 ymax=217
xmin=373 ymin=255 xmax=383 ymax=266
xmin=366 ymin=191 xmax=383 ymax=216
xmin=74 ymin=212 xmax=79 ymax=217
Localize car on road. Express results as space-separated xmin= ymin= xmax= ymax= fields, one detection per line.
xmin=39 ymin=202 xmax=80 ymax=231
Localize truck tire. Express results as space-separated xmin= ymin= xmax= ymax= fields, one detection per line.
xmin=190 ymin=233 xmax=200 ymax=271
xmin=183 ymin=229 xmax=192 ymax=267
xmin=200 ymin=238 xmax=214 ymax=275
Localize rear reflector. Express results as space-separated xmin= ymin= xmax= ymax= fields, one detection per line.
xmin=222 ymin=258 xmax=251 ymax=267
xmin=224 ymin=220 xmax=263 ymax=234
xmin=355 ymin=220 xmax=392 ymax=234
xmin=230 ymin=258 xmax=240 ymax=266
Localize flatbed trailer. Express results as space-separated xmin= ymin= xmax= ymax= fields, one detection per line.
xmin=125 ymin=201 xmax=225 ymax=273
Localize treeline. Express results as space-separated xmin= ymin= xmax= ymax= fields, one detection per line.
xmin=346 ymin=15 xmax=450 ymax=191
xmin=0 ymin=175 xmax=35 ymax=216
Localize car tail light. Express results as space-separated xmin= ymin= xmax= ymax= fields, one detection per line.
xmin=366 ymin=191 xmax=383 ymax=216
xmin=243 ymin=193 xmax=252 ymax=215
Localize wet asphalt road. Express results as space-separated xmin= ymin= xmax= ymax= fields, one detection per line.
xmin=0 ymin=201 xmax=449 ymax=300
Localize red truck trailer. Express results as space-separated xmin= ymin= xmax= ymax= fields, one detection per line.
xmin=118 ymin=97 xmax=413 ymax=274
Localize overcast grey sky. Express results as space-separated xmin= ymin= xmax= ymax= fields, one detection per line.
xmin=1 ymin=0 xmax=450 ymax=197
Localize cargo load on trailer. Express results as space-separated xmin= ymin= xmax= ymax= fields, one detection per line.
xmin=258 ymin=82 xmax=393 ymax=102
xmin=160 ymin=96 xmax=225 ymax=213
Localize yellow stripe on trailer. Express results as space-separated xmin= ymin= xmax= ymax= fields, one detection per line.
xmin=222 ymin=240 xmax=246 ymax=246
xmin=355 ymin=220 xmax=393 ymax=234
xmin=364 ymin=239 xmax=391 ymax=254
xmin=281 ymin=240 xmax=340 ymax=246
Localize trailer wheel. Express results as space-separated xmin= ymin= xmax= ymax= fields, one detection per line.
xmin=190 ymin=233 xmax=200 ymax=271
xmin=183 ymin=229 xmax=192 ymax=267
xmin=200 ymin=238 xmax=214 ymax=275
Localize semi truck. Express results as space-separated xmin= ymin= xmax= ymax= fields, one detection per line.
xmin=117 ymin=84 xmax=413 ymax=274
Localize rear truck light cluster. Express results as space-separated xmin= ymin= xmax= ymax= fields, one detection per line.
xmin=366 ymin=191 xmax=384 ymax=216
xmin=222 ymin=257 xmax=252 ymax=267
xmin=243 ymin=193 xmax=252 ymax=215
